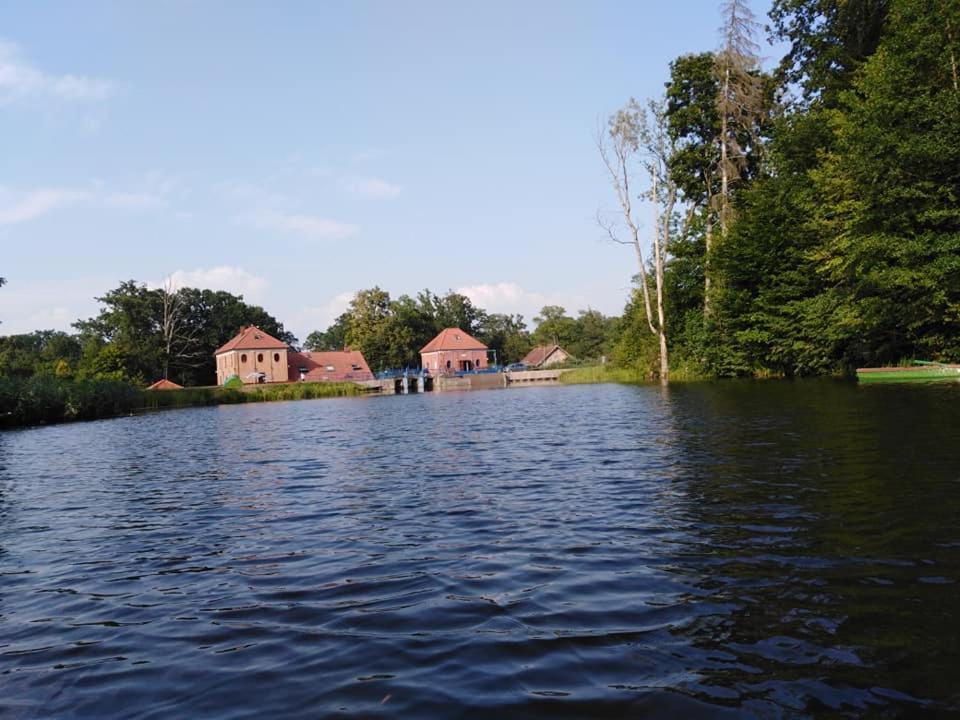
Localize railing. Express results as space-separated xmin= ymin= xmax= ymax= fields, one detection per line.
xmin=375 ymin=366 xmax=503 ymax=379
xmin=375 ymin=368 xmax=431 ymax=380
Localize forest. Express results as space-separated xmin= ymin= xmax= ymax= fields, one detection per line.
xmin=604 ymin=0 xmax=959 ymax=380
xmin=2 ymin=0 xmax=958 ymax=390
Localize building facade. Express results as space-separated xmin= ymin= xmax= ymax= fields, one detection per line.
xmin=215 ymin=326 xmax=290 ymax=385
xmin=420 ymin=328 xmax=489 ymax=374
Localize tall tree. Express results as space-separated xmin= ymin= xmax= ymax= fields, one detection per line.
xmin=769 ymin=0 xmax=891 ymax=106
xmin=716 ymin=0 xmax=765 ymax=239
xmin=305 ymin=312 xmax=351 ymax=351
xmin=599 ymin=98 xmax=691 ymax=381
xmin=666 ymin=52 xmax=721 ymax=311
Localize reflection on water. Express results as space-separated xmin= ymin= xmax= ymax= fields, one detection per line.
xmin=0 ymin=381 xmax=958 ymax=717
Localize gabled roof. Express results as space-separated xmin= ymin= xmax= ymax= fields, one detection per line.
xmin=215 ymin=325 xmax=289 ymax=355
xmin=420 ymin=328 xmax=487 ymax=353
xmin=522 ymin=344 xmax=567 ymax=367
xmin=146 ymin=378 xmax=183 ymax=390
xmin=288 ymin=349 xmax=373 ymax=381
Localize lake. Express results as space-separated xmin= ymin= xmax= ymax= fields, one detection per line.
xmin=1 ymin=381 xmax=958 ymax=717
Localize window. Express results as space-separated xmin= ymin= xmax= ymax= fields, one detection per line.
xmin=326 ymin=365 xmax=336 ymax=372
xmin=241 ymin=354 xmax=247 ymax=363
xmin=274 ymin=353 xmax=280 ymax=362
xmin=351 ymin=363 xmax=361 ymax=371
xmin=257 ymin=353 xmax=264 ymax=362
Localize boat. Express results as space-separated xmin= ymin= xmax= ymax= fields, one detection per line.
xmin=856 ymin=360 xmax=960 ymax=384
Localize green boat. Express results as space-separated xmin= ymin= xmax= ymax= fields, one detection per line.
xmin=857 ymin=361 xmax=960 ymax=384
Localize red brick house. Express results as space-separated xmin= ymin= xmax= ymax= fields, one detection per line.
xmin=215 ymin=325 xmax=290 ymax=385
xmin=287 ymin=349 xmax=374 ymax=382
xmin=420 ymin=328 xmax=489 ymax=374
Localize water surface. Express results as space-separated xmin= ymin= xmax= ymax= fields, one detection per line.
xmin=1 ymin=381 xmax=959 ymax=717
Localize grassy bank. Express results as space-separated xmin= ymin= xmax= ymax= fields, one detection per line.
xmin=560 ymin=364 xmax=711 ymax=384
xmin=1 ymin=376 xmax=363 ymax=429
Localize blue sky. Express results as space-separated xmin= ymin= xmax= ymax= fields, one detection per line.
xmin=0 ymin=1 xmax=783 ymax=341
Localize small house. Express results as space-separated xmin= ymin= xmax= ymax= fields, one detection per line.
xmin=286 ymin=349 xmax=374 ymax=382
xmin=215 ymin=325 xmax=290 ymax=385
xmin=420 ymin=328 xmax=489 ymax=373
xmin=521 ymin=344 xmax=572 ymax=369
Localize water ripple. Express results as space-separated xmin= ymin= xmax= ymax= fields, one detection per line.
xmin=1 ymin=381 xmax=959 ymax=717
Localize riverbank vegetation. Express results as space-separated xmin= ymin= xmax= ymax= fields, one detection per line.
xmin=599 ymin=0 xmax=960 ymax=381
xmin=0 ymin=376 xmax=361 ymax=429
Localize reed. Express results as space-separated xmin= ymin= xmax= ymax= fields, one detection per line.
xmin=1 ymin=377 xmax=363 ymax=429
xmin=560 ymin=364 xmax=710 ymax=385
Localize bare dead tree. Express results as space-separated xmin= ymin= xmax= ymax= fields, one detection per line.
xmin=598 ymin=99 xmax=695 ymax=383
xmin=716 ymin=0 xmax=764 ymax=237
xmin=945 ymin=1 xmax=959 ymax=92
xmin=159 ymin=277 xmax=203 ymax=381
xmin=596 ymin=103 xmax=656 ymax=339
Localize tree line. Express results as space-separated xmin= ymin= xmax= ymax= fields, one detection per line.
xmin=303 ymin=287 xmax=619 ymax=371
xmin=0 ymin=281 xmax=294 ymax=386
xmin=0 ymin=281 xmax=621 ymax=385
xmin=602 ymin=0 xmax=960 ymax=381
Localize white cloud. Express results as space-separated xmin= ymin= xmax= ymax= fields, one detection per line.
xmin=0 ymin=40 xmax=114 ymax=105
xmin=151 ymin=266 xmax=268 ymax=300
xmin=341 ymin=176 xmax=402 ymax=198
xmin=0 ymin=186 xmax=164 ymax=226
xmin=0 ymin=276 xmax=109 ymax=335
xmin=0 ymin=188 xmax=90 ymax=225
xmin=246 ymin=209 xmax=359 ymax=241
xmin=101 ymin=191 xmax=163 ymax=209
xmin=456 ymin=281 xmax=588 ymax=325
xmin=286 ymin=291 xmax=355 ymax=341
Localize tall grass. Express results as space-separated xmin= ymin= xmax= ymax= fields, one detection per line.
xmin=560 ymin=365 xmax=653 ymax=385
xmin=560 ymin=363 xmax=710 ymax=385
xmin=0 ymin=376 xmax=142 ymax=427
xmin=1 ymin=377 xmax=364 ymax=429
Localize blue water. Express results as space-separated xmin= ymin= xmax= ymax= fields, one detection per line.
xmin=1 ymin=381 xmax=959 ymax=717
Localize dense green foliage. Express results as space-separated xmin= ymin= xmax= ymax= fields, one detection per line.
xmin=613 ymin=0 xmax=960 ymax=378
xmin=0 ymin=376 xmax=142 ymax=427
xmin=0 ymin=282 xmax=294 ymax=387
xmin=0 ymin=375 xmax=360 ymax=429
xmin=305 ymin=288 xmax=619 ymax=370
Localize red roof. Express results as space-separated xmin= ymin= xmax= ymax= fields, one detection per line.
xmin=420 ymin=328 xmax=487 ymax=353
xmin=215 ymin=325 xmax=289 ymax=355
xmin=146 ymin=378 xmax=183 ymax=390
xmin=522 ymin=344 xmax=567 ymax=367
xmin=288 ymin=350 xmax=374 ymax=382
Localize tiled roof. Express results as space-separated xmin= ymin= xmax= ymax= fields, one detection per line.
xmin=146 ymin=378 xmax=183 ymax=390
xmin=215 ymin=325 xmax=289 ymax=354
xmin=420 ymin=328 xmax=487 ymax=353
xmin=288 ymin=350 xmax=374 ymax=381
xmin=522 ymin=344 xmax=563 ymax=367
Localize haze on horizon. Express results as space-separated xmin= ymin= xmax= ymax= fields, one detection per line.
xmin=0 ymin=1 xmax=782 ymax=342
